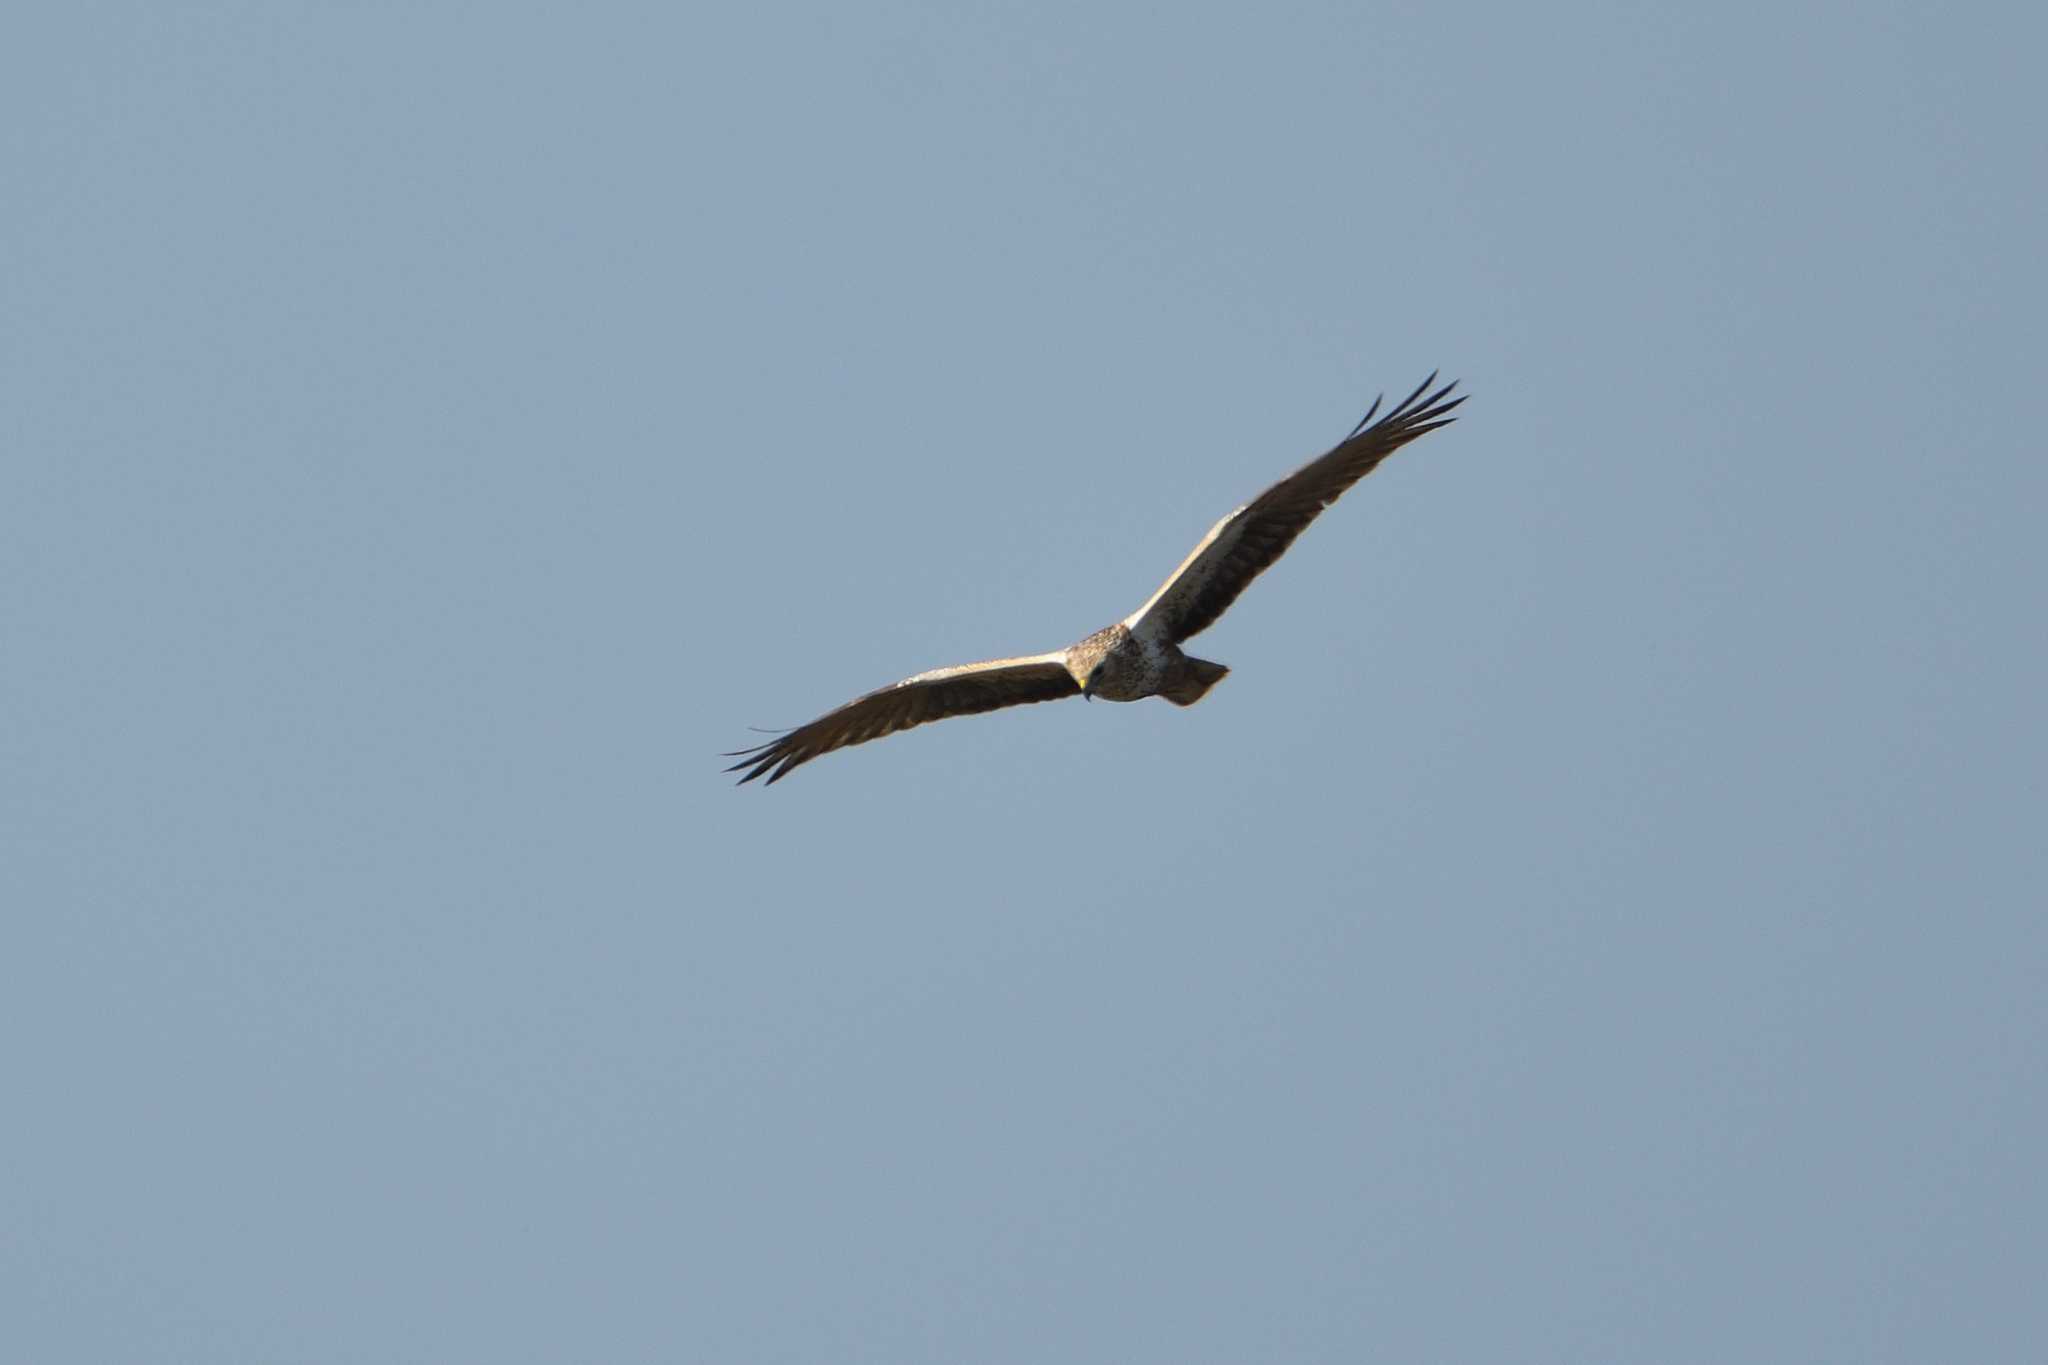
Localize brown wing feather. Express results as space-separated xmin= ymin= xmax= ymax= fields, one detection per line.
xmin=1128 ymin=374 xmax=1464 ymax=643
xmin=725 ymin=655 xmax=1079 ymax=785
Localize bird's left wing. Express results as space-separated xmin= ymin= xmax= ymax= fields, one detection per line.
xmin=1124 ymin=374 xmax=1463 ymax=644
xmin=725 ymin=652 xmax=1078 ymax=785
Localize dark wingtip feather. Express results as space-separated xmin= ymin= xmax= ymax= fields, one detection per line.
xmin=1387 ymin=371 xmax=1438 ymax=420
xmin=1347 ymin=392 xmax=1385 ymax=438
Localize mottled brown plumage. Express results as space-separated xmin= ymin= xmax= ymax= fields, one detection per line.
xmin=727 ymin=374 xmax=1463 ymax=784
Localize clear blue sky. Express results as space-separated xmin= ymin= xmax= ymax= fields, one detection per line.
xmin=7 ymin=2 xmax=2043 ymax=1360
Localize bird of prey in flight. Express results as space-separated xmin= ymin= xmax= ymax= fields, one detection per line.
xmin=727 ymin=373 xmax=1464 ymax=785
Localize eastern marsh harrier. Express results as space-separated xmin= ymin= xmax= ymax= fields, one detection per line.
xmin=727 ymin=374 xmax=1464 ymax=784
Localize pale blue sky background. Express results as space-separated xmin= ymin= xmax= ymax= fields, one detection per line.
xmin=6 ymin=2 xmax=2044 ymax=1360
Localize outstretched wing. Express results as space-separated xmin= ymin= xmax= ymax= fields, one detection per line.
xmin=725 ymin=652 xmax=1079 ymax=785
xmin=1124 ymin=374 xmax=1464 ymax=644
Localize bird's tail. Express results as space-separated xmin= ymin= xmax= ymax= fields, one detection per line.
xmin=1162 ymin=656 xmax=1230 ymax=706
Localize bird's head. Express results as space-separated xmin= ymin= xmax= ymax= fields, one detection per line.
xmin=1068 ymin=654 xmax=1106 ymax=701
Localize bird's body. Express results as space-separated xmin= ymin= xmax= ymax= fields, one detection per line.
xmin=1064 ymin=622 xmax=1226 ymax=705
xmin=727 ymin=374 xmax=1463 ymax=784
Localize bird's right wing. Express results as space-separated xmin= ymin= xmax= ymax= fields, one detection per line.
xmin=725 ymin=652 xmax=1078 ymax=785
xmin=1124 ymin=375 xmax=1463 ymax=643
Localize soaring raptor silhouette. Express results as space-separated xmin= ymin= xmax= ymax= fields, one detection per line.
xmin=727 ymin=374 xmax=1464 ymax=785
